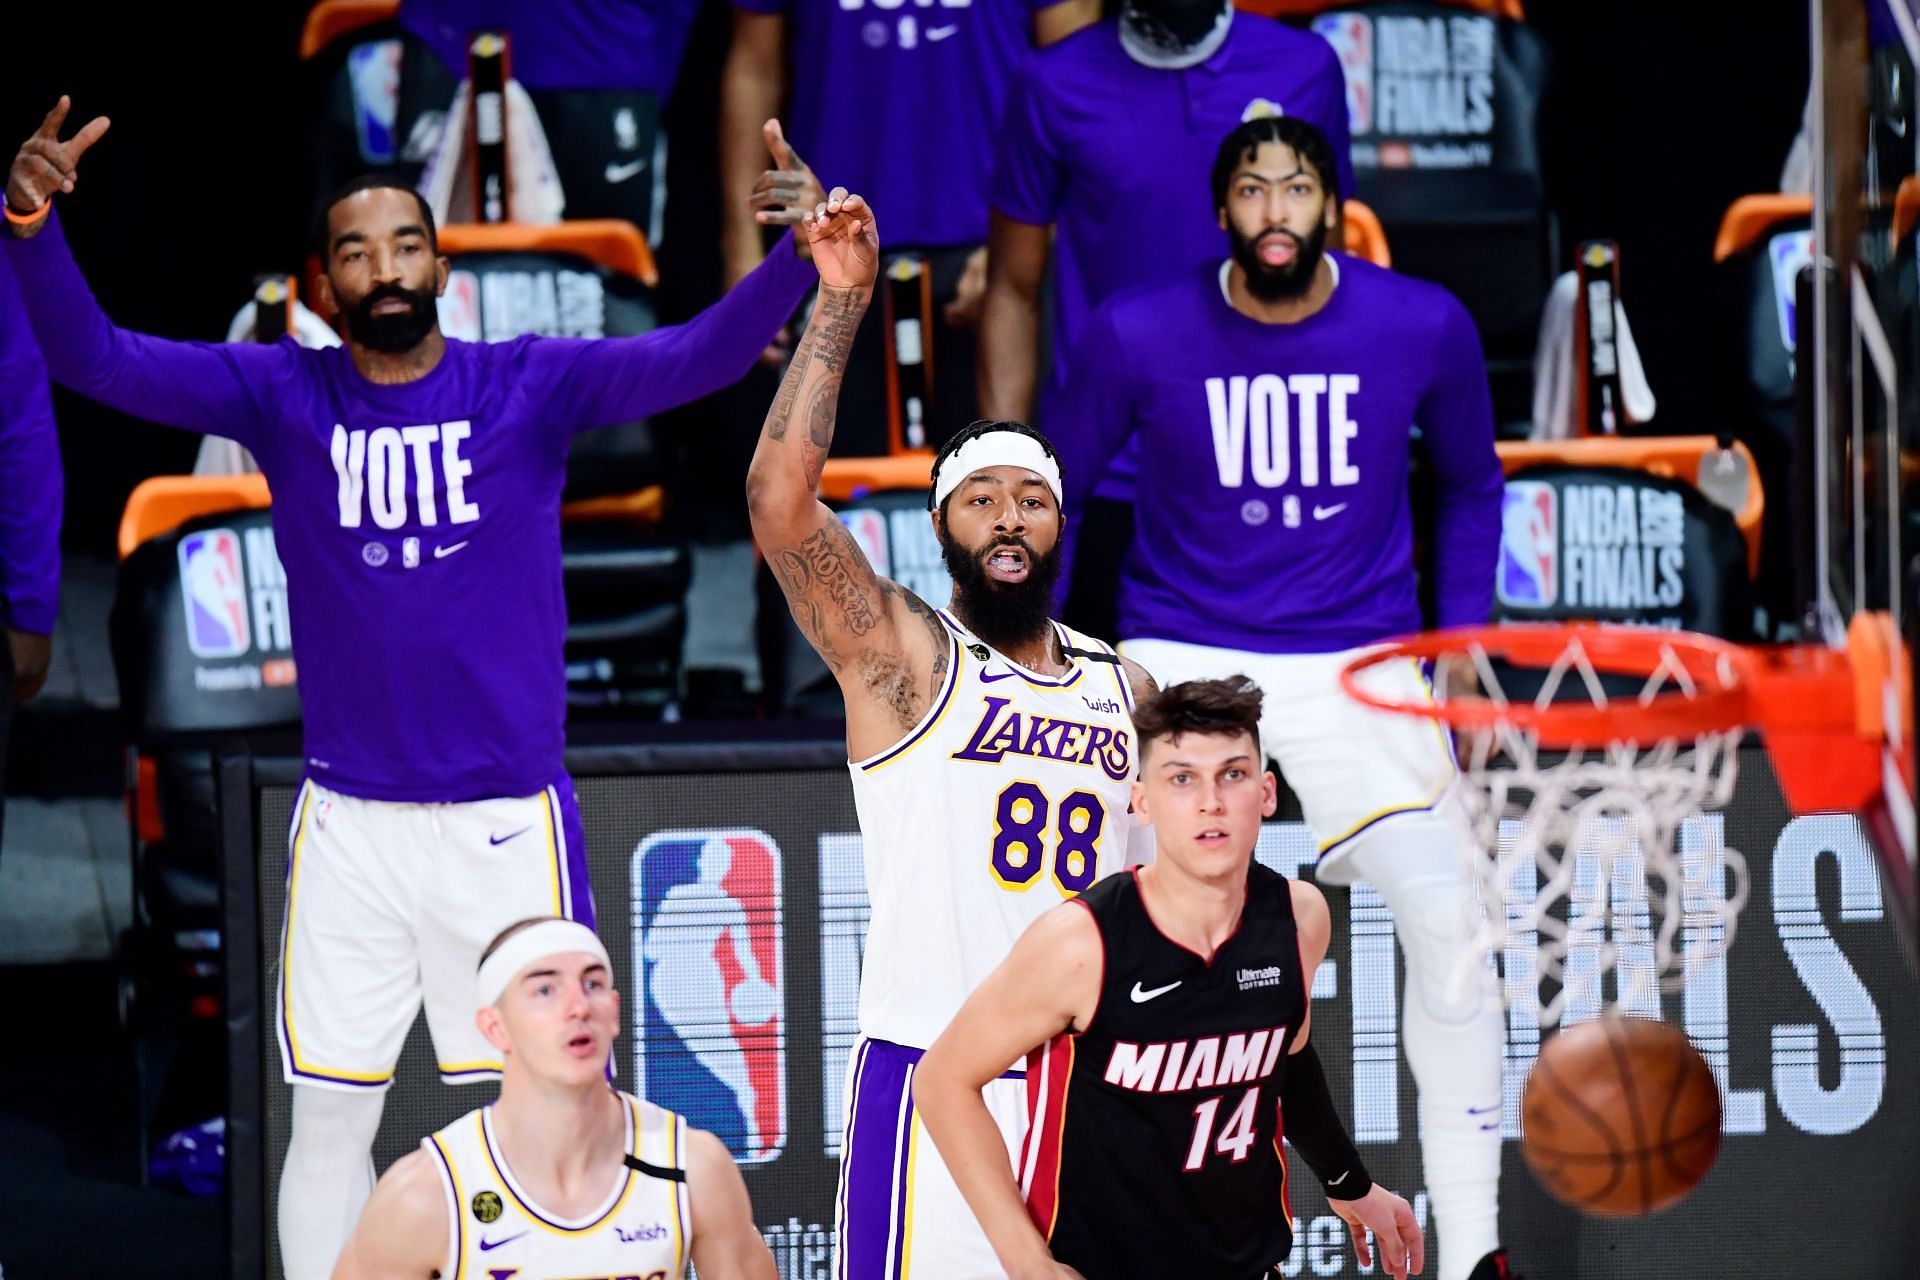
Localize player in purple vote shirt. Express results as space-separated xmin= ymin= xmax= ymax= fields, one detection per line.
xmin=720 ymin=0 xmax=1095 ymax=451
xmin=981 ymin=0 xmax=1353 ymax=637
xmin=0 ymin=247 xmax=62 ymax=852
xmin=5 ymin=95 xmax=822 ymax=1280
xmin=1050 ymin=117 xmax=1512 ymax=1280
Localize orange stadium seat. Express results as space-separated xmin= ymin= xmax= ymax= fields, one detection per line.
xmin=118 ymin=474 xmax=272 ymax=561
xmin=1342 ymin=198 xmax=1392 ymax=267
xmin=298 ymin=0 xmax=400 ymax=62
xmin=439 ymin=220 xmax=660 ymax=289
xmin=1712 ymin=194 xmax=1813 ymax=265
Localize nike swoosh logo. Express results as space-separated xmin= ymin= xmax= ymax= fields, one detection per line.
xmin=1327 ymin=1170 xmax=1350 ymax=1186
xmin=433 ymin=541 xmax=469 ymax=559
xmin=478 ymin=1230 xmax=528 ymax=1251
xmin=489 ymin=826 xmax=532 ymax=846
xmin=926 ymin=25 xmax=959 ymax=40
xmin=979 ymin=669 xmax=1018 ymax=683
xmin=604 ymin=158 xmax=648 ymax=184
xmin=1312 ymin=504 xmax=1347 ymax=521
xmin=1130 ymin=980 xmax=1181 ymax=1003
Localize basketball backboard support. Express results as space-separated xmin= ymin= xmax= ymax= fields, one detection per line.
xmin=1806 ymin=0 xmax=1919 ymax=948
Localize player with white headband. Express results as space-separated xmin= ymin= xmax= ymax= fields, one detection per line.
xmin=331 ymin=918 xmax=776 ymax=1280
xmin=745 ymin=191 xmax=1158 ymax=1277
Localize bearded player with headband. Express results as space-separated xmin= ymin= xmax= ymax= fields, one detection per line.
xmin=746 ymin=191 xmax=1157 ymax=1278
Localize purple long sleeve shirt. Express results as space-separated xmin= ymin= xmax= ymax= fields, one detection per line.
xmin=0 ymin=249 xmax=62 ymax=636
xmin=6 ymin=211 xmax=812 ymax=800
xmin=1052 ymin=257 xmax=1502 ymax=652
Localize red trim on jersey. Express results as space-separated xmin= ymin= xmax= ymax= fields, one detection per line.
xmin=1020 ymin=1034 xmax=1076 ymax=1241
xmin=1065 ymin=896 xmax=1103 ymax=1039
xmin=1273 ymin=1096 xmax=1294 ymax=1226
xmin=1129 ymin=867 xmax=1249 ymax=968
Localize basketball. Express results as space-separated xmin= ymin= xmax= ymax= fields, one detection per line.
xmin=1520 ymin=1014 xmax=1722 ymax=1216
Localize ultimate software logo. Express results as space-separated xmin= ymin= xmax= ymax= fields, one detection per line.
xmin=632 ymin=829 xmax=786 ymax=1163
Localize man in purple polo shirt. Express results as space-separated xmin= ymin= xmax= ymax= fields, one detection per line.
xmin=981 ymin=0 xmax=1353 ymax=636
xmin=6 ymin=95 xmax=820 ymax=1280
xmin=0 ymin=248 xmax=62 ymax=852
xmin=1051 ymin=116 xmax=1512 ymax=1280
xmin=720 ymin=0 xmax=1095 ymax=451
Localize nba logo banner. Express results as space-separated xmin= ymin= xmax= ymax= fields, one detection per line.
xmin=1498 ymin=481 xmax=1557 ymax=608
xmin=178 ymin=528 xmax=251 ymax=659
xmin=840 ymin=509 xmax=891 ymax=578
xmin=632 ymin=830 xmax=786 ymax=1163
xmin=1311 ymin=13 xmax=1373 ymax=135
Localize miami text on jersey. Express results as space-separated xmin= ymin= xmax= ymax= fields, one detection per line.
xmin=1102 ymin=1026 xmax=1293 ymax=1094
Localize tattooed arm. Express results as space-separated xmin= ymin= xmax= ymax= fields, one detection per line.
xmin=745 ymin=191 xmax=952 ymax=759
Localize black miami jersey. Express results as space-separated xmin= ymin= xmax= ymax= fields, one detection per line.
xmin=1021 ymin=864 xmax=1308 ymax=1278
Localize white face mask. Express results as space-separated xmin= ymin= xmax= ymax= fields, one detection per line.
xmin=1119 ymin=0 xmax=1234 ymax=69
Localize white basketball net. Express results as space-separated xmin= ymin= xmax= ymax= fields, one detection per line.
xmin=1434 ymin=634 xmax=1752 ymax=1028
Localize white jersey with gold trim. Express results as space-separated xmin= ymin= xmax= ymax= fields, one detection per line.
xmin=422 ymin=1090 xmax=691 ymax=1280
xmin=850 ymin=611 xmax=1138 ymax=1049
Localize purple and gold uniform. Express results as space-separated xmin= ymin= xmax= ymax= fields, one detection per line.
xmin=837 ymin=610 xmax=1137 ymax=1279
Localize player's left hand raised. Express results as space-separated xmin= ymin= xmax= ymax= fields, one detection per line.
xmin=802 ymin=189 xmax=879 ymax=292
xmin=1329 ymin=1185 xmax=1424 ymax=1276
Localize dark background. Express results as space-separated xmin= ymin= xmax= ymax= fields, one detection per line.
xmin=1 ymin=0 xmax=1812 ymax=555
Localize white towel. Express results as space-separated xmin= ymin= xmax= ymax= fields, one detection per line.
xmin=1530 ymin=269 xmax=1657 ymax=440
xmin=419 ymin=77 xmax=565 ymax=227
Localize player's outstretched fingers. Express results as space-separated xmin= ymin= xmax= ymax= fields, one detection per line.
xmin=763 ymin=117 xmax=801 ymax=171
xmin=1396 ymin=1199 xmax=1425 ymax=1275
xmin=34 ymin=96 xmax=72 ymax=142
xmin=64 ymin=113 xmax=111 ymax=161
xmin=1345 ymin=1221 xmax=1374 ymax=1272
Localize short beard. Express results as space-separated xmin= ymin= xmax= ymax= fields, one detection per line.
xmin=939 ymin=527 xmax=1063 ymax=655
xmin=1229 ymin=219 xmax=1328 ymax=303
xmin=342 ymin=282 xmax=439 ymax=354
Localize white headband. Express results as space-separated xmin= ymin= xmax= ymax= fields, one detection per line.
xmin=476 ymin=919 xmax=612 ymax=1008
xmin=931 ymin=431 xmax=1064 ymax=510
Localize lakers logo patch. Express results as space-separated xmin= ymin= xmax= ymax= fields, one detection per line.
xmin=472 ymin=1189 xmax=504 ymax=1223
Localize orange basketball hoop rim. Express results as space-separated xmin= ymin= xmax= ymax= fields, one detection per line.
xmin=1338 ymin=618 xmax=1912 ymax=818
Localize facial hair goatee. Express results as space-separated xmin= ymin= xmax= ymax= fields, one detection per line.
xmin=939 ymin=529 xmax=1064 ymax=656
xmin=1228 ymin=218 xmax=1329 ymax=303
xmin=344 ymin=281 xmax=440 ymax=354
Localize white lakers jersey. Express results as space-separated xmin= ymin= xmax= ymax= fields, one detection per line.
xmin=422 ymin=1090 xmax=691 ymax=1280
xmin=851 ymin=611 xmax=1138 ymax=1049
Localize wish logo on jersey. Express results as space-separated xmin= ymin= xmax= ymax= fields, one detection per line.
xmin=632 ymin=830 xmax=786 ymax=1163
xmin=178 ymin=529 xmax=251 ymax=659
xmin=1497 ymin=481 xmax=1557 ymax=608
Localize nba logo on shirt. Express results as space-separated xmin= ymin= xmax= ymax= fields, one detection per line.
xmin=177 ymin=528 xmax=251 ymax=658
xmin=1311 ymin=13 xmax=1373 ymax=134
xmin=632 ymin=829 xmax=786 ymax=1163
xmin=1498 ymin=481 xmax=1557 ymax=608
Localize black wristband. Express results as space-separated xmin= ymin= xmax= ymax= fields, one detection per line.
xmin=1278 ymin=1041 xmax=1373 ymax=1200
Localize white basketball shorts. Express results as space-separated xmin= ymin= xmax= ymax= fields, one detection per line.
xmin=275 ymin=775 xmax=594 ymax=1090
xmin=836 ymin=1036 xmax=1028 ymax=1280
xmin=1118 ymin=637 xmax=1458 ymax=884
